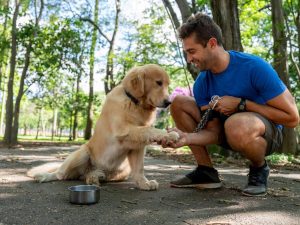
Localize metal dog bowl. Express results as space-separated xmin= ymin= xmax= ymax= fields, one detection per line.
xmin=68 ymin=185 xmax=100 ymax=205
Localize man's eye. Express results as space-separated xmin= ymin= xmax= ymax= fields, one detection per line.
xmin=156 ymin=81 xmax=163 ymax=86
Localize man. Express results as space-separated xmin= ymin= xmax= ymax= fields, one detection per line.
xmin=164 ymin=13 xmax=299 ymax=196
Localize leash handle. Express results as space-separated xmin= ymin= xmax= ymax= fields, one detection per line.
xmin=193 ymin=95 xmax=221 ymax=132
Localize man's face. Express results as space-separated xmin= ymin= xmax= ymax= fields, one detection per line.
xmin=182 ymin=33 xmax=211 ymax=71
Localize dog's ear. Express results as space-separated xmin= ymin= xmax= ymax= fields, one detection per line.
xmin=122 ymin=66 xmax=145 ymax=98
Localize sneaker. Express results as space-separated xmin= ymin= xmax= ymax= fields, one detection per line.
xmin=242 ymin=161 xmax=270 ymax=196
xmin=170 ymin=165 xmax=222 ymax=189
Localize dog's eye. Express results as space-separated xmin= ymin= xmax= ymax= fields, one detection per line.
xmin=156 ymin=81 xmax=163 ymax=86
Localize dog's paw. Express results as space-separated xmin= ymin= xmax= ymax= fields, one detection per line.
xmin=149 ymin=130 xmax=179 ymax=143
xmin=86 ymin=175 xmax=100 ymax=186
xmin=137 ymin=179 xmax=159 ymax=191
xmin=34 ymin=173 xmax=53 ymax=183
xmin=166 ymin=131 xmax=180 ymax=142
xmin=85 ymin=170 xmax=106 ymax=186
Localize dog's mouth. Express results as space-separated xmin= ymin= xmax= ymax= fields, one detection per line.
xmin=157 ymin=99 xmax=171 ymax=108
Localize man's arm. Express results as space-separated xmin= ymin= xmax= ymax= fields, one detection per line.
xmin=245 ymin=89 xmax=299 ymax=127
xmin=216 ymin=90 xmax=299 ymax=127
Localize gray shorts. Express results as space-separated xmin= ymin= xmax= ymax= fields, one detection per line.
xmin=220 ymin=113 xmax=283 ymax=156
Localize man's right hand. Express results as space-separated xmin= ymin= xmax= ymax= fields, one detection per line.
xmin=160 ymin=127 xmax=189 ymax=148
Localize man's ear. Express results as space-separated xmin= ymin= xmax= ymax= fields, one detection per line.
xmin=208 ymin=37 xmax=218 ymax=48
xmin=122 ymin=66 xmax=145 ymax=98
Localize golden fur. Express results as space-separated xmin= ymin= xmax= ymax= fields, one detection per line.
xmin=27 ymin=64 xmax=178 ymax=190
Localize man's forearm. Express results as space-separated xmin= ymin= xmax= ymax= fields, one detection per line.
xmin=186 ymin=129 xmax=219 ymax=146
xmin=245 ymin=100 xmax=297 ymax=127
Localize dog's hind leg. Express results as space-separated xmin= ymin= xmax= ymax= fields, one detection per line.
xmin=55 ymin=144 xmax=90 ymax=180
xmin=107 ymin=158 xmax=131 ymax=182
xmin=33 ymin=144 xmax=90 ymax=183
xmin=34 ymin=171 xmax=59 ymax=183
xmin=85 ymin=169 xmax=106 ymax=186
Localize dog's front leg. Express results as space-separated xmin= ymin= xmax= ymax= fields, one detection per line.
xmin=127 ymin=149 xmax=158 ymax=191
xmin=124 ymin=127 xmax=179 ymax=145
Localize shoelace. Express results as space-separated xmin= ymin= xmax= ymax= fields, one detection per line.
xmin=248 ymin=170 xmax=266 ymax=186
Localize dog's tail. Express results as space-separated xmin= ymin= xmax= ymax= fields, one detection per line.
xmin=27 ymin=162 xmax=62 ymax=178
xmin=27 ymin=144 xmax=91 ymax=181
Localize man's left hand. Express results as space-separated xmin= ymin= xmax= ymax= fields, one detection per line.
xmin=213 ymin=95 xmax=240 ymax=116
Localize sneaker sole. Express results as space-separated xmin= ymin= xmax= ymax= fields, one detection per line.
xmin=242 ymin=191 xmax=267 ymax=197
xmin=170 ymin=182 xmax=222 ymax=189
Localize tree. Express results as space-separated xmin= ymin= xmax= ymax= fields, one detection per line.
xmin=84 ymin=0 xmax=99 ymax=140
xmin=11 ymin=0 xmax=44 ymax=144
xmin=210 ymin=0 xmax=243 ymax=51
xmin=104 ymin=0 xmax=120 ymax=94
xmin=271 ymin=0 xmax=297 ymax=154
xmin=4 ymin=0 xmax=20 ymax=145
xmin=163 ymin=0 xmax=199 ymax=79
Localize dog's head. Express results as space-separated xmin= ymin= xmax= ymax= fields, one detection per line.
xmin=122 ymin=64 xmax=171 ymax=109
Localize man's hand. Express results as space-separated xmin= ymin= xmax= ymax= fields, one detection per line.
xmin=160 ymin=127 xmax=189 ymax=148
xmin=213 ymin=95 xmax=240 ymax=116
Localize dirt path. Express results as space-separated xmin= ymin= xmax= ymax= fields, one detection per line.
xmin=0 ymin=145 xmax=300 ymax=225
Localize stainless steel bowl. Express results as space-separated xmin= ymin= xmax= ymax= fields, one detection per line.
xmin=68 ymin=185 xmax=100 ymax=205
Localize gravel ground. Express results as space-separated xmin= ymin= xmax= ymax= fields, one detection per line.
xmin=0 ymin=145 xmax=300 ymax=225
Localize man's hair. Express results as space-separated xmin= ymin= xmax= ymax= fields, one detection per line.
xmin=177 ymin=13 xmax=223 ymax=47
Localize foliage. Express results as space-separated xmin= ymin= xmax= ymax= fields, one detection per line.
xmin=266 ymin=153 xmax=296 ymax=164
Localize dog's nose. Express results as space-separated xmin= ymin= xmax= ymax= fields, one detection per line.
xmin=162 ymin=99 xmax=171 ymax=108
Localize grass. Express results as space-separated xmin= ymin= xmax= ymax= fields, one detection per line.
xmin=0 ymin=135 xmax=86 ymax=145
xmin=266 ymin=153 xmax=296 ymax=165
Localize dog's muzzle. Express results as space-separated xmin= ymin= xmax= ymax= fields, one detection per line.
xmin=158 ymin=99 xmax=171 ymax=108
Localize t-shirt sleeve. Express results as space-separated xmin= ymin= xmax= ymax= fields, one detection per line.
xmin=251 ymin=59 xmax=286 ymax=102
xmin=193 ymin=72 xmax=209 ymax=107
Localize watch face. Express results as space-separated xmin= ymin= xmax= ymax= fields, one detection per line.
xmin=239 ymin=105 xmax=245 ymax=111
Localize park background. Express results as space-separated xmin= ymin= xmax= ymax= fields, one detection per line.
xmin=0 ymin=0 xmax=299 ymax=161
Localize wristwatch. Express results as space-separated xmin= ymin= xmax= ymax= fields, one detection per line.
xmin=238 ymin=98 xmax=246 ymax=112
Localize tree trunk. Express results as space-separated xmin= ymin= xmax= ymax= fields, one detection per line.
xmin=10 ymin=0 xmax=44 ymax=145
xmin=69 ymin=110 xmax=73 ymax=141
xmin=0 ymin=0 xmax=9 ymax=91
xmin=162 ymin=0 xmax=180 ymax=28
xmin=51 ymin=108 xmax=58 ymax=141
xmin=271 ymin=0 xmax=297 ymax=154
xmin=11 ymin=43 xmax=31 ymax=144
xmin=4 ymin=0 xmax=20 ymax=145
xmin=35 ymin=107 xmax=42 ymax=139
xmin=210 ymin=0 xmax=243 ymax=51
xmin=296 ymin=3 xmax=300 ymax=63
xmin=0 ymin=73 xmax=7 ymax=136
xmin=72 ymin=67 xmax=82 ymax=141
xmin=84 ymin=0 xmax=99 ymax=140
xmin=166 ymin=0 xmax=199 ymax=79
xmin=104 ymin=0 xmax=120 ymax=94
xmin=175 ymin=0 xmax=192 ymax=22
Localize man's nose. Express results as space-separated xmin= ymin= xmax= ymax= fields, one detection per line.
xmin=186 ymin=54 xmax=192 ymax=63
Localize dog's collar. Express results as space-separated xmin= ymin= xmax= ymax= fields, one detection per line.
xmin=125 ymin=90 xmax=139 ymax=105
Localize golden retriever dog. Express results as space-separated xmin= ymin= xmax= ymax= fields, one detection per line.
xmin=27 ymin=64 xmax=178 ymax=190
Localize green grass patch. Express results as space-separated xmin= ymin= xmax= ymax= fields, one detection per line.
xmin=266 ymin=153 xmax=295 ymax=164
xmin=0 ymin=135 xmax=85 ymax=144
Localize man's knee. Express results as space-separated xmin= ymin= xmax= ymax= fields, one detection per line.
xmin=224 ymin=115 xmax=251 ymax=150
xmin=170 ymin=95 xmax=188 ymax=113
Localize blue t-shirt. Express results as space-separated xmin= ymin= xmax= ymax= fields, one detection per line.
xmin=193 ymin=51 xmax=286 ymax=107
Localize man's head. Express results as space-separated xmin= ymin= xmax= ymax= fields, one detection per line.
xmin=177 ymin=13 xmax=224 ymax=72
xmin=178 ymin=13 xmax=223 ymax=47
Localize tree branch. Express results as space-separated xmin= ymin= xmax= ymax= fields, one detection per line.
xmin=79 ymin=17 xmax=111 ymax=43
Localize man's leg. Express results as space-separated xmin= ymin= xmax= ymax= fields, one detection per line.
xmin=170 ymin=95 xmax=212 ymax=166
xmin=224 ymin=112 xmax=282 ymax=196
xmin=169 ymin=95 xmax=222 ymax=188
xmin=224 ymin=112 xmax=268 ymax=166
